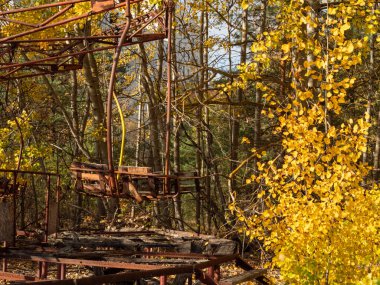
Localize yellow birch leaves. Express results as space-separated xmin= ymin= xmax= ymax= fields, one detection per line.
xmin=230 ymin=0 xmax=380 ymax=283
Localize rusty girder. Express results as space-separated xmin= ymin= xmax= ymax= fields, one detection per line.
xmin=0 ymin=246 xmax=263 ymax=285
xmin=0 ymin=0 xmax=169 ymax=80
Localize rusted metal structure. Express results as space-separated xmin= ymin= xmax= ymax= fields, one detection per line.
xmin=0 ymin=1 xmax=268 ymax=284
xmin=0 ymin=0 xmax=168 ymax=80
xmin=0 ymin=230 xmax=267 ymax=284
xmin=0 ymin=169 xmax=60 ymax=245
xmin=0 ymin=0 xmax=175 ymax=196
xmin=0 ymin=0 xmax=199 ymax=225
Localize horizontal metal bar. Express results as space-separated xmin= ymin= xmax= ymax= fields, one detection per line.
xmin=219 ymin=269 xmax=267 ymax=285
xmin=0 ymin=169 xmax=59 ymax=176
xmin=0 ymin=0 xmax=142 ymax=43
xmin=0 ymin=63 xmax=83 ymax=80
xmin=0 ymin=33 xmax=162 ymax=46
xmin=39 ymin=4 xmax=74 ymax=27
xmin=0 ymin=271 xmax=40 ymax=281
xmin=1 ymin=35 xmax=119 ymax=43
xmin=2 ymin=247 xmax=228 ymax=260
xmin=1 ymin=69 xmax=67 ymax=80
xmin=76 ymin=230 xmax=159 ymax=235
xmin=0 ymin=16 xmax=39 ymax=27
xmin=0 ymin=34 xmax=166 ymax=71
xmin=0 ymin=0 xmax=90 ymax=16
xmin=25 ymin=255 xmax=239 ymax=285
xmin=0 ymin=253 xmax=163 ymax=270
xmin=134 ymin=252 xmax=225 ymax=259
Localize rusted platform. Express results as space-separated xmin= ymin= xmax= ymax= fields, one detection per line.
xmin=0 ymin=230 xmax=267 ymax=285
xmin=52 ymin=229 xmax=237 ymax=255
xmin=70 ymin=162 xmax=202 ymax=202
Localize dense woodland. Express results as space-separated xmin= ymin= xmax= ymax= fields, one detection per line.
xmin=0 ymin=0 xmax=379 ymax=283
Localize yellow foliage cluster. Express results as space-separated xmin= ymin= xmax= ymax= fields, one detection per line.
xmin=0 ymin=110 xmax=51 ymax=170
xmin=1 ymin=0 xmax=96 ymax=45
xmin=230 ymin=0 xmax=380 ymax=284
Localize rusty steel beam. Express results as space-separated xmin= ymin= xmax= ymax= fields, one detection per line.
xmin=0 ymin=251 xmax=164 ymax=270
xmin=164 ymin=0 xmax=173 ymax=194
xmin=38 ymin=4 xmax=74 ymax=27
xmin=0 ymin=16 xmax=39 ymax=27
xmin=0 ymin=12 xmax=165 ymax=45
xmin=1 ymin=66 xmax=23 ymax=78
xmin=106 ymin=0 xmax=132 ymax=194
xmin=24 ymin=255 xmax=239 ymax=285
xmin=0 ymin=69 xmax=77 ymax=81
xmin=44 ymin=175 xmax=51 ymax=243
xmin=103 ymin=2 xmax=167 ymax=191
xmin=2 ymin=35 xmax=120 ymax=43
xmin=0 ymin=34 xmax=166 ymax=71
xmin=159 ymin=275 xmax=167 ymax=285
xmin=0 ymin=169 xmax=59 ymax=176
xmin=0 ymin=0 xmax=172 ymax=202
xmin=0 ymin=34 xmax=166 ymax=80
xmin=235 ymin=256 xmax=254 ymax=271
xmin=57 ymin=264 xmax=66 ymax=280
xmin=0 ymin=246 xmax=226 ymax=261
xmin=0 ymin=0 xmax=143 ymax=43
xmin=0 ymin=0 xmax=89 ymax=16
xmin=131 ymin=252 xmax=225 ymax=259
xmin=0 ymin=1 xmax=168 ymax=82
xmin=195 ymin=268 xmax=218 ymax=285
xmin=2 ymin=241 xmax=7 ymax=272
xmin=76 ymin=229 xmax=158 ymax=235
xmin=0 ymin=271 xmax=40 ymax=281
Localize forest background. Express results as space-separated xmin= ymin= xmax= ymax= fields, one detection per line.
xmin=0 ymin=0 xmax=379 ymax=284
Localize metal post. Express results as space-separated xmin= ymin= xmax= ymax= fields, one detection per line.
xmin=37 ymin=261 xmax=42 ymax=279
xmin=106 ymin=0 xmax=131 ymax=194
xmin=160 ymin=275 xmax=167 ymax=285
xmin=2 ymin=241 xmax=7 ymax=272
xmin=44 ymin=175 xmax=51 ymax=243
xmin=207 ymin=266 xmax=214 ymax=281
xmin=41 ymin=262 xmax=48 ymax=279
xmin=164 ymin=0 xmax=174 ymax=194
xmin=56 ymin=176 xmax=61 ymax=239
xmin=12 ymin=172 xmax=16 ymax=246
xmin=57 ymin=264 xmax=66 ymax=280
xmin=214 ymin=265 xmax=221 ymax=282
xmin=195 ymin=177 xmax=201 ymax=235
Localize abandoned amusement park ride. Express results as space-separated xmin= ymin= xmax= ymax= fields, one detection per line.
xmin=0 ymin=0 xmax=267 ymax=284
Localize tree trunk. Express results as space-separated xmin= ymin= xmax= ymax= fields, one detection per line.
xmin=172 ymin=20 xmax=185 ymax=231
xmin=230 ymin=7 xmax=248 ymax=192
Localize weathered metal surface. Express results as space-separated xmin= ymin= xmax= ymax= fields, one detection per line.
xmin=0 ymin=169 xmax=59 ymax=176
xmin=0 ymin=170 xmax=61 ymax=245
xmin=50 ymin=231 xmax=236 ymax=255
xmin=0 ymin=271 xmax=40 ymax=281
xmin=19 ymin=255 xmax=239 ymax=285
xmin=71 ymin=161 xmax=203 ymax=201
xmin=91 ymin=0 xmax=114 ymax=12
xmin=0 ymin=197 xmax=15 ymax=244
xmin=0 ymin=243 xmax=242 ymax=283
xmin=219 ymin=269 xmax=268 ymax=285
xmin=0 ymin=229 xmax=265 ymax=285
xmin=164 ymin=0 xmax=174 ymax=194
xmin=0 ymin=252 xmax=164 ymax=270
xmin=0 ymin=0 xmax=167 ymax=81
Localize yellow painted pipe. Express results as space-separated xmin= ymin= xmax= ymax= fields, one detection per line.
xmin=113 ymin=92 xmax=126 ymax=179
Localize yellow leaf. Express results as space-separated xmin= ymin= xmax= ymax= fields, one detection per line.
xmin=241 ymin=0 xmax=249 ymax=10
xmin=340 ymin=22 xmax=351 ymax=33
xmin=281 ymin=43 xmax=290 ymax=53
xmin=346 ymin=42 xmax=354 ymax=54
xmin=242 ymin=137 xmax=251 ymax=144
